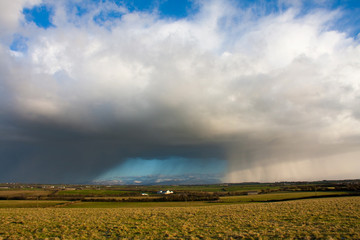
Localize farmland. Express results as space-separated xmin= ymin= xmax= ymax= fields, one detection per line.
xmin=219 ymin=191 xmax=350 ymax=203
xmin=0 ymin=197 xmax=359 ymax=239
xmin=1 ymin=179 xmax=359 ymax=201
xmin=0 ymin=180 xmax=359 ymax=238
xmin=0 ymin=191 xmax=353 ymax=208
xmin=0 ymin=200 xmax=68 ymax=208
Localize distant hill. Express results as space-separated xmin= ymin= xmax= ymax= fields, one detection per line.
xmin=92 ymin=174 xmax=223 ymax=185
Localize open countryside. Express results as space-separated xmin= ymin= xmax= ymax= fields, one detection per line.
xmin=1 ymin=180 xmax=360 ymax=239
xmin=1 ymin=197 xmax=359 ymax=239
xmin=2 ymin=0 xmax=360 ymax=239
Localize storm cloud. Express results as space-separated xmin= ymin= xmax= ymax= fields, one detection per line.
xmin=0 ymin=0 xmax=360 ymax=183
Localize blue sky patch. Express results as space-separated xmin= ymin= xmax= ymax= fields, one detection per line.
xmin=86 ymin=0 xmax=199 ymax=19
xmin=23 ymin=4 xmax=55 ymax=29
xmin=158 ymin=0 xmax=199 ymax=19
xmin=93 ymin=10 xmax=124 ymax=25
xmin=10 ymin=34 xmax=28 ymax=52
xmin=231 ymin=0 xmax=360 ymax=38
xmin=75 ymin=4 xmax=89 ymax=17
xmin=34 ymin=0 xmax=358 ymax=37
xmin=120 ymin=0 xmax=154 ymax=12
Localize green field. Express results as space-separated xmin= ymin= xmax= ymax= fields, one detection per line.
xmin=0 ymin=191 xmax=352 ymax=209
xmin=0 ymin=183 xmax=358 ymax=238
xmin=63 ymin=201 xmax=213 ymax=208
xmin=0 ymin=190 xmax=53 ymax=198
xmin=219 ymin=191 xmax=349 ymax=203
xmin=56 ymin=189 xmax=134 ymax=196
xmin=0 ymin=197 xmax=359 ymax=239
xmin=0 ymin=200 xmax=68 ymax=208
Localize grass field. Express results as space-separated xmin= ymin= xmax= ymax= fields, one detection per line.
xmin=64 ymin=201 xmax=213 ymax=208
xmin=0 ymin=191 xmax=351 ymax=208
xmin=0 ymin=199 xmax=216 ymax=208
xmin=0 ymin=200 xmax=68 ymax=208
xmin=0 ymin=190 xmax=53 ymax=198
xmin=56 ymin=190 xmax=133 ymax=196
xmin=0 ymin=197 xmax=359 ymax=239
xmin=219 ymin=191 xmax=349 ymax=203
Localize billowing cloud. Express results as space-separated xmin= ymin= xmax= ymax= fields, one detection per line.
xmin=0 ymin=0 xmax=360 ymax=183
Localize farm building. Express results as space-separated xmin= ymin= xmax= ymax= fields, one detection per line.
xmin=157 ymin=190 xmax=174 ymax=194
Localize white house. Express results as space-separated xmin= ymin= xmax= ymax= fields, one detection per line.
xmin=157 ymin=190 xmax=174 ymax=194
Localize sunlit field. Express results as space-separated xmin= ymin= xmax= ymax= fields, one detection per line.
xmin=0 ymin=196 xmax=359 ymax=239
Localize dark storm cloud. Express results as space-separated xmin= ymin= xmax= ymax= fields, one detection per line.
xmin=0 ymin=108 xmax=228 ymax=183
xmin=0 ymin=0 xmax=360 ymax=183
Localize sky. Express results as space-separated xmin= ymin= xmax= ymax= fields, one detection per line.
xmin=0 ymin=0 xmax=360 ymax=184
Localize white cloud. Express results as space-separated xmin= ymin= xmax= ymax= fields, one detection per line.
xmin=0 ymin=0 xmax=360 ymax=182
xmin=0 ymin=0 xmax=41 ymax=36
